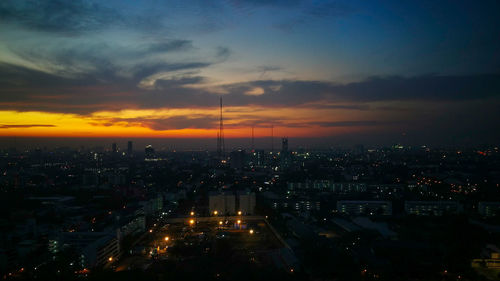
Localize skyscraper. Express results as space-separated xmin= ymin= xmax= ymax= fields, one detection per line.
xmin=127 ymin=141 xmax=133 ymax=157
xmin=282 ymin=137 xmax=288 ymax=153
xmin=145 ymin=145 xmax=155 ymax=160
xmin=281 ymin=137 xmax=290 ymax=169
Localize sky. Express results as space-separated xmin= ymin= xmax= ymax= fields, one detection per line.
xmin=0 ymin=0 xmax=499 ymax=147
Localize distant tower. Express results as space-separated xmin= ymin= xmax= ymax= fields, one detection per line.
xmin=127 ymin=141 xmax=133 ymax=156
xmin=145 ymin=145 xmax=155 ymax=159
xmin=282 ymin=137 xmax=288 ymax=153
xmin=112 ymin=142 xmax=118 ymax=153
xmin=217 ymin=97 xmax=225 ymax=158
xmin=281 ymin=137 xmax=290 ymax=169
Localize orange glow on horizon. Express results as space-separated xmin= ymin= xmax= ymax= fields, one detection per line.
xmin=0 ymin=105 xmax=383 ymax=138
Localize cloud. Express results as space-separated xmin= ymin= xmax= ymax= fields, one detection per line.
xmin=305 ymin=103 xmax=370 ymax=110
xmin=0 ymin=0 xmax=162 ymax=33
xmin=272 ymin=0 xmax=354 ymax=31
xmin=134 ymin=62 xmax=211 ymax=83
xmin=144 ymin=116 xmax=218 ymax=130
xmin=227 ymin=120 xmax=379 ymax=129
xmin=245 ymin=87 xmax=265 ymax=96
xmin=147 ymin=40 xmax=193 ymax=53
xmin=2 ymin=61 xmax=500 ymax=115
xmin=328 ymin=74 xmax=500 ymax=102
xmin=309 ymin=121 xmax=381 ymax=127
xmin=91 ymin=115 xmax=219 ymax=131
xmin=0 ymin=124 xmax=55 ymax=129
xmin=257 ymin=65 xmax=284 ymax=79
xmin=220 ymin=74 xmax=500 ymax=107
xmin=6 ymin=36 xmax=203 ymax=80
xmin=215 ymin=47 xmax=232 ymax=60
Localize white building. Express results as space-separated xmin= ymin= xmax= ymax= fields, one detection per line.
xmin=60 ymin=232 xmax=120 ymax=268
xmin=337 ymin=200 xmax=392 ymax=215
xmin=237 ymin=190 xmax=256 ymax=215
xmin=405 ymin=201 xmax=460 ymax=216
xmin=209 ymin=191 xmax=236 ymax=215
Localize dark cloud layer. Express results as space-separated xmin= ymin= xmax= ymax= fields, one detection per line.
xmin=1 ymin=61 xmax=500 ymax=115
xmin=91 ymin=115 xmax=219 ymax=131
xmin=0 ymin=124 xmax=55 ymax=129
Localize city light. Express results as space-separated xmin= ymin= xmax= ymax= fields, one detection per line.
xmin=219 ymin=221 xmax=223 ymax=225
xmin=189 ymin=219 xmax=195 ymax=225
xmin=213 ymin=210 xmax=218 ymax=215
xmin=237 ymin=220 xmax=241 ymax=224
xmin=238 ymin=211 xmax=242 ymax=215
xmin=164 ymin=236 xmax=169 ymax=241
xmin=249 ymin=229 xmax=254 ymax=234
xmin=108 ymin=257 xmax=113 ymax=262
xmin=190 ymin=211 xmax=195 ymax=216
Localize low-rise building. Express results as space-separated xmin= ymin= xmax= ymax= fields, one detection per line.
xmin=405 ymin=201 xmax=460 ymax=216
xmin=209 ymin=191 xmax=236 ymax=216
xmin=337 ymin=200 xmax=392 ymax=215
xmin=478 ymin=202 xmax=500 ymax=217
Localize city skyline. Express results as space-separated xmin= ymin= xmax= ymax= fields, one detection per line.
xmin=1 ymin=0 xmax=500 ymax=145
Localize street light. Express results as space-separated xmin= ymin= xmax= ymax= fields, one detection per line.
xmin=164 ymin=236 xmax=169 ymax=241
xmin=249 ymin=229 xmax=254 ymax=234
xmin=190 ymin=211 xmax=195 ymax=216
xmin=237 ymin=211 xmax=242 ymax=215
xmin=189 ymin=219 xmax=195 ymax=225
xmin=219 ymin=221 xmax=223 ymax=225
xmin=237 ymin=220 xmax=241 ymax=224
xmin=213 ymin=210 xmax=218 ymax=216
xmin=108 ymin=257 xmax=113 ymax=262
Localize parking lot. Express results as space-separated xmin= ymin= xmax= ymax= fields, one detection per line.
xmin=115 ymin=216 xmax=284 ymax=272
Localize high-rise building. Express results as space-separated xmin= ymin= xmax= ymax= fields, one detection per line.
xmin=281 ymin=137 xmax=291 ymax=169
xmin=112 ymin=143 xmax=118 ymax=153
xmin=145 ymin=145 xmax=155 ymax=160
xmin=282 ymin=137 xmax=288 ymax=153
xmin=127 ymin=141 xmax=133 ymax=156
xmin=254 ymin=149 xmax=265 ymax=166
xmin=229 ymin=149 xmax=246 ymax=169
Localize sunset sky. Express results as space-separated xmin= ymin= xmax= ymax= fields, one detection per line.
xmin=1 ymin=0 xmax=499 ymax=146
